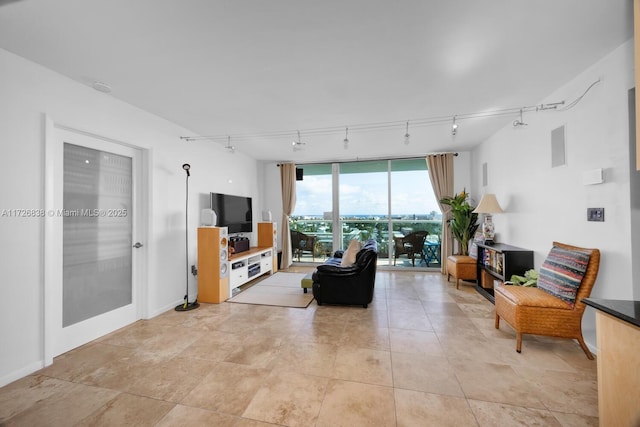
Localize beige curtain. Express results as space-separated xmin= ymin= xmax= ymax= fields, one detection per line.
xmin=279 ymin=163 xmax=296 ymax=269
xmin=426 ymin=154 xmax=454 ymax=275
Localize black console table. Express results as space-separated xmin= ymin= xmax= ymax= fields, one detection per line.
xmin=475 ymin=243 xmax=534 ymax=303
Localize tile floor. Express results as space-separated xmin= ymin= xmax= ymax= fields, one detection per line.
xmin=0 ymin=269 xmax=599 ymax=426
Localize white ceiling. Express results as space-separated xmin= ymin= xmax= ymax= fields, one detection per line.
xmin=0 ymin=0 xmax=633 ymax=162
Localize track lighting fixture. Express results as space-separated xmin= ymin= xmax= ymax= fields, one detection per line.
xmin=343 ymin=127 xmax=349 ymax=149
xmin=225 ymin=136 xmax=236 ymax=153
xmin=512 ymin=109 xmax=528 ymax=127
xmin=403 ymin=121 xmax=410 ymax=145
xmin=292 ymin=130 xmax=306 ymax=151
xmin=179 ymin=80 xmax=599 ymax=145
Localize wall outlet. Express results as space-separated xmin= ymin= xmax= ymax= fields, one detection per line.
xmin=587 ymin=208 xmax=604 ymax=222
xmin=191 ymin=265 xmax=198 ymax=276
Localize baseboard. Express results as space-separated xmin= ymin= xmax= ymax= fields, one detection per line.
xmin=0 ymin=360 xmax=44 ymax=388
xmin=146 ymin=298 xmax=189 ymax=319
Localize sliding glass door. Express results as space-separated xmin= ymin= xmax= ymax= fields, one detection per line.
xmin=291 ymin=158 xmax=442 ymax=268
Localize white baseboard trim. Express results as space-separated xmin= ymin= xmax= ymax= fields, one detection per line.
xmin=0 ymin=360 xmax=45 ymax=388
xmin=146 ymin=298 xmax=185 ymax=319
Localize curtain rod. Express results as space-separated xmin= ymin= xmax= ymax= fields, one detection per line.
xmin=276 ymin=152 xmax=458 ymax=166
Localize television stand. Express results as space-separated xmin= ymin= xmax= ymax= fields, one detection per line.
xmin=228 ymin=247 xmax=274 ymax=294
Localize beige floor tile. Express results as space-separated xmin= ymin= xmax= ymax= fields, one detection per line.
xmin=0 ymin=376 xmax=118 ymax=425
xmin=181 ymin=361 xmax=270 ymax=416
xmin=126 ymin=355 xmax=215 ymax=402
xmin=451 ymin=360 xmax=546 ymax=409
xmin=75 ymin=347 xmax=167 ymax=392
xmin=223 ymin=335 xmax=286 ymax=368
xmin=392 ymin=352 xmax=464 ymax=397
xmin=269 ymin=341 xmax=339 ymax=377
xmin=178 ymin=329 xmax=244 ymax=361
xmin=316 ymin=379 xmax=396 ymax=427
xmin=295 ymin=320 xmax=346 ymax=344
xmin=394 ymin=388 xmax=477 ymax=427
xmin=332 ymin=347 xmax=393 ymax=386
xmin=457 ymin=302 xmax=496 ymax=318
xmin=339 ymin=323 xmax=390 ymax=351
xmin=242 ymin=369 xmax=329 ymax=426
xmin=389 ymin=328 xmax=444 ymax=356
xmin=469 ymin=399 xmax=564 ymax=426
xmin=512 ymin=366 xmax=598 ymax=417
xmin=427 ymin=313 xmax=483 ymax=339
xmin=155 ymin=404 xmax=240 ymax=427
xmin=551 ymin=410 xmax=599 ymax=427
xmin=422 ymin=300 xmax=468 ymax=317
xmin=76 ymin=392 xmax=175 ymax=426
xmin=388 ymin=310 xmax=433 ymax=331
xmin=36 ymin=342 xmax=128 ymax=383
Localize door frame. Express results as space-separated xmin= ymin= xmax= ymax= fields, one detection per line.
xmin=43 ymin=116 xmax=149 ymax=365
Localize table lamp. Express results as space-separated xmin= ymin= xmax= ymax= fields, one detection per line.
xmin=473 ymin=194 xmax=504 ymax=245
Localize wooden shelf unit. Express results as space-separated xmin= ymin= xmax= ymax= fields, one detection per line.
xmin=475 ymin=243 xmax=533 ymax=303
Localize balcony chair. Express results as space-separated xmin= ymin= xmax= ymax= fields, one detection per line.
xmin=393 ymin=230 xmax=428 ymax=266
xmin=494 ymin=241 xmax=600 ymax=359
xmin=290 ymin=230 xmax=318 ymax=262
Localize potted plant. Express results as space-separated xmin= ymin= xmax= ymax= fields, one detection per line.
xmin=440 ymin=190 xmax=479 ymax=256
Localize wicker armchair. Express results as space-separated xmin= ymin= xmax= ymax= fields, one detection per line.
xmin=393 ymin=231 xmax=428 ymax=266
xmin=494 ymin=241 xmax=600 ymax=359
xmin=290 ymin=230 xmax=317 ymax=262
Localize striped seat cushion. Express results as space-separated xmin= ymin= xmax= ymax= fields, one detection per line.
xmin=537 ymin=246 xmax=591 ymax=307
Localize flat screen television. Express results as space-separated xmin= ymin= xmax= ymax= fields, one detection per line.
xmin=210 ymin=192 xmax=253 ymax=233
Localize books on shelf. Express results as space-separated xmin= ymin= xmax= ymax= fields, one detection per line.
xmin=482 ymin=248 xmax=504 ymax=275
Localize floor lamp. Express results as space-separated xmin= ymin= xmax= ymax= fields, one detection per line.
xmin=175 ymin=163 xmax=199 ymax=311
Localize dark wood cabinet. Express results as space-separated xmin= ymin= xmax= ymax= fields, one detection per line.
xmin=476 ymin=243 xmax=534 ymax=303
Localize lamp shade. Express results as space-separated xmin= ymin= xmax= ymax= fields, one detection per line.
xmin=473 ymin=194 xmax=504 ymax=214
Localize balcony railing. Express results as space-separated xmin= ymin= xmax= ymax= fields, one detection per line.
xmin=290 ymin=217 xmax=442 ymax=268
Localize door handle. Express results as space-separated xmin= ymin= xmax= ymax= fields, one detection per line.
xmin=133 ymin=242 xmax=144 ymax=248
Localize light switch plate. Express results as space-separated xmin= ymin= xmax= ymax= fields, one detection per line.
xmin=587 ymin=208 xmax=604 ymax=222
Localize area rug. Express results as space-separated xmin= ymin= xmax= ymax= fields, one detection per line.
xmin=227 ymin=272 xmax=314 ymax=308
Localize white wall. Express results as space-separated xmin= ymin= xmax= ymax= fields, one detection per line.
xmin=0 ymin=48 xmax=259 ymax=386
xmin=470 ymin=40 xmax=637 ymax=349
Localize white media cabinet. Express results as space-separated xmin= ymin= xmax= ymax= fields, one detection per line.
xmin=228 ymin=246 xmax=274 ymax=293
xmin=197 ymin=223 xmax=278 ymax=304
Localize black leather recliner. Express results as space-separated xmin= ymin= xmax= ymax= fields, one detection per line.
xmin=311 ymin=239 xmax=378 ymax=308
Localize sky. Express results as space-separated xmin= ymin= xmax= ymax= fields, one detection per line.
xmin=293 ymin=170 xmax=441 ymax=216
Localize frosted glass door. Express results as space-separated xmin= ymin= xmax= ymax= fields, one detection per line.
xmin=63 ymin=143 xmax=132 ymax=327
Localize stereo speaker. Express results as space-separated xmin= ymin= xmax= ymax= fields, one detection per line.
xmin=258 ymin=221 xmax=278 ymax=273
xmin=200 ymin=209 xmax=217 ymax=226
xmin=262 ymin=210 xmax=272 ymax=221
xmin=197 ymin=226 xmax=229 ymax=303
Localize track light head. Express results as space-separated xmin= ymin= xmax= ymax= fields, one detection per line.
xmin=343 ymin=127 xmax=349 ymax=149
xmin=292 ymin=130 xmax=306 ymax=151
xmin=513 ymin=109 xmax=528 ymax=128
xmin=225 ymin=136 xmax=235 ymax=153
xmin=403 ymin=121 xmax=410 ymax=145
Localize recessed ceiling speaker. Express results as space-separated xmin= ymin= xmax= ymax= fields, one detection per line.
xmin=92 ymin=81 xmax=112 ymax=93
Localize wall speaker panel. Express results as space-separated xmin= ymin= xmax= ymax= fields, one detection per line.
xmin=551 ymin=125 xmax=566 ymax=168
xmin=482 ymin=162 xmax=488 ymax=186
